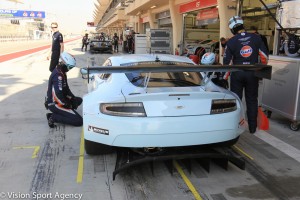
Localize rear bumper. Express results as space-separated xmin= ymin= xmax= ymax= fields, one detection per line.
xmin=83 ymin=110 xmax=241 ymax=148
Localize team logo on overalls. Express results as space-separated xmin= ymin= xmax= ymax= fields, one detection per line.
xmin=240 ymin=45 xmax=252 ymax=57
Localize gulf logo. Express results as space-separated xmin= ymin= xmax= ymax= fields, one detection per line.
xmin=240 ymin=45 xmax=253 ymax=57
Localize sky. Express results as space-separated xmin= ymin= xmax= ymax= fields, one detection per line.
xmin=0 ymin=0 xmax=96 ymax=34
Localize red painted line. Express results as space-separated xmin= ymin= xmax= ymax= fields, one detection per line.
xmin=0 ymin=37 xmax=81 ymax=63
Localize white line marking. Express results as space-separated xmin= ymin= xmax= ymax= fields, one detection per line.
xmin=255 ymin=130 xmax=300 ymax=163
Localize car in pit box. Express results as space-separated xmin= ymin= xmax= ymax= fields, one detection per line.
xmin=80 ymin=54 xmax=270 ymax=155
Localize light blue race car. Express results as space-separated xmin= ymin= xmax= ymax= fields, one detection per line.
xmin=81 ymin=54 xmax=271 ymax=155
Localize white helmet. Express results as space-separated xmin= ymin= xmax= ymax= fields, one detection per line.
xmin=228 ymin=16 xmax=244 ymax=30
xmin=60 ymin=52 xmax=76 ymax=70
xmin=201 ymin=52 xmax=216 ymax=65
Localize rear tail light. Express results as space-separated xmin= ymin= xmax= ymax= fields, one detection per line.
xmin=100 ymin=103 xmax=146 ymax=117
xmin=211 ymin=99 xmax=237 ymax=114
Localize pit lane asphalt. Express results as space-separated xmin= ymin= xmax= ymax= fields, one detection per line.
xmin=0 ymin=39 xmax=300 ymax=200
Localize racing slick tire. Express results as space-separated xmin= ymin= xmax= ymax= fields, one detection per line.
xmin=290 ymin=122 xmax=300 ymax=131
xmin=84 ymin=139 xmax=115 ymax=155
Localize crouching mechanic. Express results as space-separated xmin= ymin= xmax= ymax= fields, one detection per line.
xmin=45 ymin=52 xmax=83 ymax=128
xmin=224 ymin=16 xmax=269 ymax=134
xmin=201 ymin=52 xmax=228 ymax=89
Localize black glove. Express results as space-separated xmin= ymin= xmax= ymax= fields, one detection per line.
xmin=71 ymin=99 xmax=78 ymax=110
xmin=44 ymin=97 xmax=49 ymax=110
xmin=63 ymin=101 xmax=72 ymax=109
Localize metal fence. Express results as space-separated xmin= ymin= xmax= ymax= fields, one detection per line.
xmin=0 ymin=35 xmax=33 ymax=42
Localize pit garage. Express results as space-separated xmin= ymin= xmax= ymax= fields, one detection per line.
xmin=178 ymin=0 xmax=286 ymax=63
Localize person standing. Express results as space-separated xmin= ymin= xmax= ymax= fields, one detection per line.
xmin=112 ymin=33 xmax=119 ymax=52
xmin=47 ymin=22 xmax=64 ymax=72
xmin=81 ymin=33 xmax=89 ymax=51
xmin=45 ymin=52 xmax=83 ymax=128
xmin=127 ymin=31 xmax=134 ymax=54
xmin=223 ymin=16 xmax=269 ymax=134
xmin=220 ymin=37 xmax=227 ymax=57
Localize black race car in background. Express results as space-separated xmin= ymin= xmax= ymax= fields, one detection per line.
xmin=89 ymin=33 xmax=113 ymax=54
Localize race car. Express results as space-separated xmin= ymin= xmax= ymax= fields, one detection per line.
xmin=80 ymin=54 xmax=271 ymax=155
xmin=89 ymin=33 xmax=113 ymax=54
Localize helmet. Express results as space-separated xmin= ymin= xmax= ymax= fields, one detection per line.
xmin=228 ymin=16 xmax=243 ymax=29
xmin=201 ymin=52 xmax=216 ymax=65
xmin=60 ymin=52 xmax=76 ymax=70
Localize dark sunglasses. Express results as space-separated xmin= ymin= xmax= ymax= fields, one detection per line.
xmin=51 ymin=26 xmax=57 ymax=28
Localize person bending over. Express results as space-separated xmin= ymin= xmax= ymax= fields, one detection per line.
xmin=45 ymin=52 xmax=83 ymax=128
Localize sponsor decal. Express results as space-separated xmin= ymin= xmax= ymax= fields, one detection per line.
xmin=88 ymin=125 xmax=109 ymax=135
xmin=240 ymin=45 xmax=253 ymax=57
xmin=0 ymin=9 xmax=45 ymax=18
xmin=238 ymin=36 xmax=250 ymax=42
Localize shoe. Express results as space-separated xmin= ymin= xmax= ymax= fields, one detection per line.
xmin=249 ymin=127 xmax=256 ymax=134
xmin=46 ymin=113 xmax=55 ymax=128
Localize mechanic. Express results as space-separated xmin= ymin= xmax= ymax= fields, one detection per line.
xmin=223 ymin=16 xmax=269 ymax=134
xmin=201 ymin=52 xmax=228 ymax=89
xmin=81 ymin=33 xmax=89 ymax=52
xmin=127 ymin=31 xmax=134 ymax=54
xmin=220 ymin=37 xmax=227 ymax=57
xmin=45 ymin=52 xmax=83 ymax=128
xmin=112 ymin=33 xmax=119 ymax=52
xmin=100 ymin=32 xmax=105 ymax=41
xmin=47 ymin=22 xmax=64 ymax=72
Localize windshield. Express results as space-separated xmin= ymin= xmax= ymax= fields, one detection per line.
xmin=126 ymin=72 xmax=203 ymax=87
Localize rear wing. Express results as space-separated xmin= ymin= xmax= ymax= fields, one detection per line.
xmin=80 ymin=64 xmax=272 ymax=83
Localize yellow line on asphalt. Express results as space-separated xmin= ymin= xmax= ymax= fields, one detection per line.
xmin=173 ymin=160 xmax=203 ymax=200
xmin=13 ymin=146 xmax=40 ymax=158
xmin=77 ymin=129 xmax=85 ymax=183
xmin=233 ymin=145 xmax=254 ymax=160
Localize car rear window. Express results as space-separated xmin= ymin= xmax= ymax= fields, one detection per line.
xmin=126 ymin=72 xmax=203 ymax=87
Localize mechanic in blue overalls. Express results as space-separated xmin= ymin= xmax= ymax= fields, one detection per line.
xmin=47 ymin=22 xmax=64 ymax=72
xmin=201 ymin=52 xmax=228 ymax=89
xmin=223 ymin=16 xmax=269 ymax=134
xmin=45 ymin=52 xmax=83 ymax=128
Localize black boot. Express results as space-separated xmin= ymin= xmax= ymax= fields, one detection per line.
xmin=249 ymin=127 xmax=256 ymax=134
xmin=46 ymin=113 xmax=55 ymax=128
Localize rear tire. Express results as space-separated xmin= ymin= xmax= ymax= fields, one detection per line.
xmin=290 ymin=122 xmax=300 ymax=131
xmin=84 ymin=139 xmax=115 ymax=155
